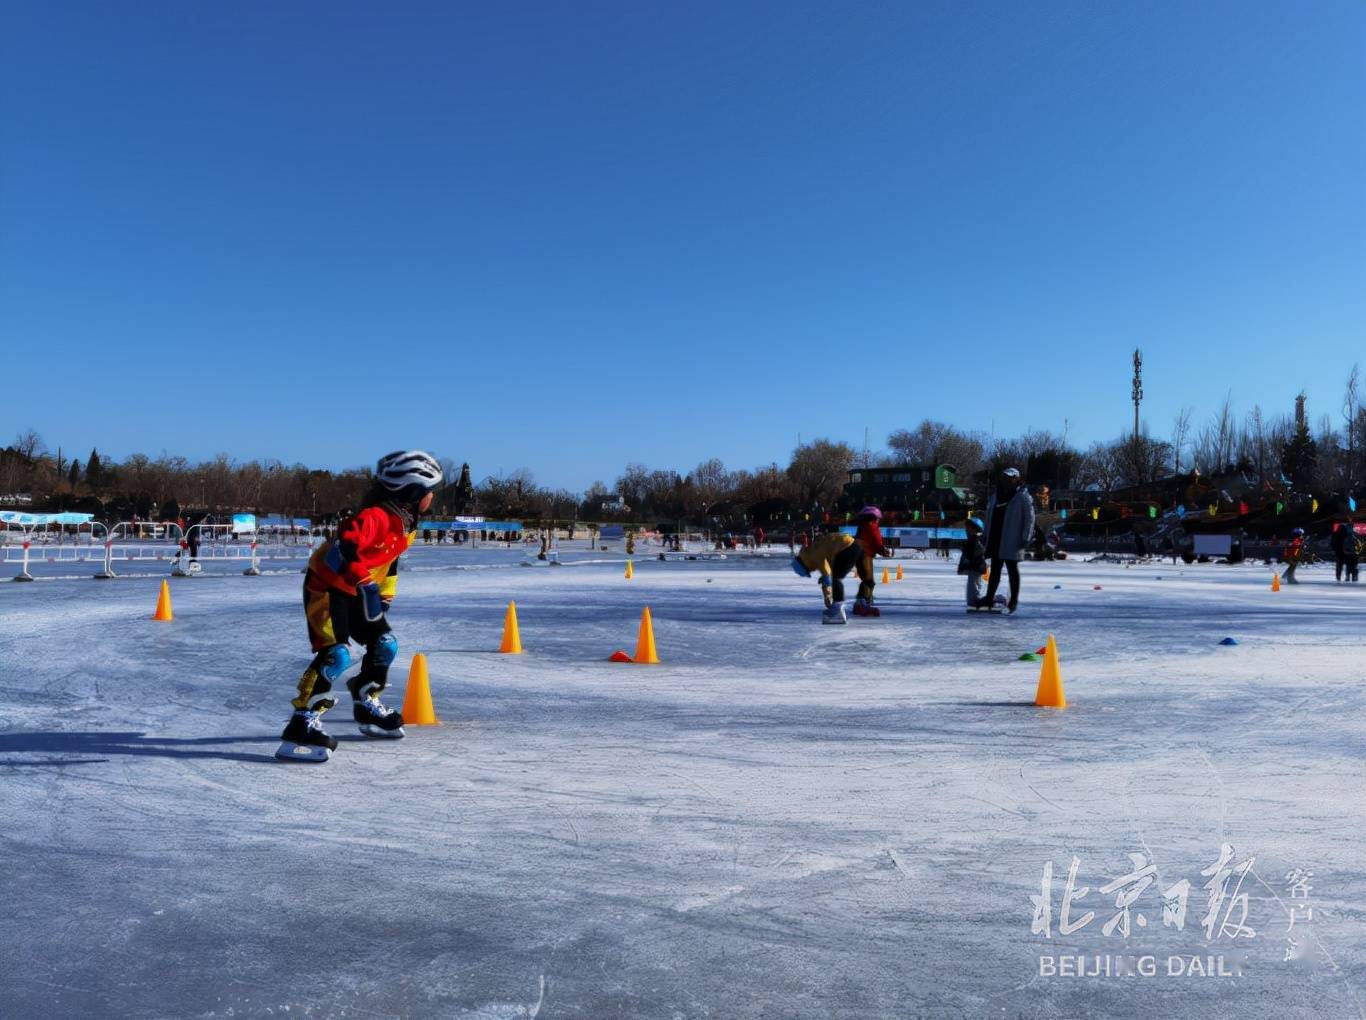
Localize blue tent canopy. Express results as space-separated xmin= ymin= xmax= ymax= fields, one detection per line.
xmin=0 ymin=511 xmax=95 ymax=527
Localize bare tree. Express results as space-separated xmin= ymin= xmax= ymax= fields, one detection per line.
xmin=734 ymin=464 xmax=793 ymax=508
xmin=1193 ymin=392 xmax=1236 ymax=475
xmin=1247 ymin=406 xmax=1268 ymax=485
xmin=13 ymin=429 xmax=45 ymax=460
xmin=1171 ymin=407 xmax=1192 ymax=475
xmin=1213 ymin=392 xmax=1235 ymax=471
xmin=1345 ymin=363 xmax=1361 ymax=487
xmin=1112 ymin=434 xmax=1174 ymax=487
xmin=1076 ymin=441 xmax=1121 ymax=491
xmin=688 ymin=458 xmax=735 ymax=517
xmin=886 ymin=421 xmax=985 ymax=477
xmin=787 ymin=439 xmax=855 ymax=509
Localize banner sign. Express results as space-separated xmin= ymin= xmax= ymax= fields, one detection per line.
xmin=258 ymin=517 xmax=311 ymax=529
xmin=1193 ymin=534 xmax=1233 ymax=556
xmin=840 ymin=525 xmax=968 ymax=544
xmin=424 ymin=519 xmax=522 ymax=532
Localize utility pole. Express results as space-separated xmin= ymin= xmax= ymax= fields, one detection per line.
xmin=1131 ymin=349 xmax=1143 ymax=439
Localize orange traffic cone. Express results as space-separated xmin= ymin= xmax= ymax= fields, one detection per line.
xmin=1271 ymin=573 xmax=1281 ymax=592
xmin=499 ymin=602 xmax=523 ymax=654
xmin=152 ymin=579 xmax=174 ymax=621
xmin=1034 ymin=634 xmax=1066 ymax=709
xmin=895 ymin=563 xmax=904 ymax=581
xmin=881 ymin=566 xmax=890 ymax=585
xmin=625 ymin=560 xmax=634 ymax=580
xmin=401 ymin=653 xmax=440 ymax=725
xmin=633 ymin=607 xmax=660 ymax=664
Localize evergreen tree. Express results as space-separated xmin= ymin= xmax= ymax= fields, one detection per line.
xmin=68 ymin=458 xmax=81 ymax=487
xmin=1281 ymin=394 xmax=1319 ymax=488
xmin=86 ymin=449 xmax=103 ymax=489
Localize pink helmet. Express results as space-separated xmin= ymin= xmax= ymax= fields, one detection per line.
xmin=859 ymin=506 xmax=882 ymax=520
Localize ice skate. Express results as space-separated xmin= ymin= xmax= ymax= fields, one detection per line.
xmin=348 ymin=677 xmax=406 ymax=739
xmin=852 ymin=599 xmax=880 ymax=618
xmin=276 ymin=710 xmax=338 ymax=763
xmin=822 ymin=604 xmax=848 ymax=625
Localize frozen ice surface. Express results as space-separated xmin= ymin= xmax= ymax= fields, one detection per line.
xmin=2 ymin=546 xmax=1364 ymax=1018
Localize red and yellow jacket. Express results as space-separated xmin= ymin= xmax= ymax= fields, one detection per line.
xmin=855 ymin=520 xmax=889 ymax=558
xmin=307 ymin=504 xmax=415 ymax=599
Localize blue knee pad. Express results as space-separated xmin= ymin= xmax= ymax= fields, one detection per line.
xmin=318 ymin=644 xmax=352 ymax=684
xmin=352 ymin=634 xmax=398 ymax=701
xmin=372 ymin=632 xmax=397 ymax=669
xmin=302 ymin=644 xmax=352 ymax=711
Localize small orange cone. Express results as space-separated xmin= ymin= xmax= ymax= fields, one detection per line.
xmin=400 ymin=653 xmax=440 ymax=725
xmin=609 ymin=650 xmax=633 ymax=663
xmin=981 ymin=570 xmax=989 ymax=583
xmin=152 ymin=579 xmax=174 ymax=621
xmin=1271 ymin=573 xmax=1281 ymax=592
xmin=1034 ymin=634 xmax=1066 ymax=709
xmin=881 ymin=566 xmax=890 ymax=585
xmin=633 ymin=607 xmax=660 ymax=664
xmin=499 ymin=602 xmax=523 ymax=654
xmin=895 ymin=563 xmax=904 ymax=581
xmin=625 ymin=560 xmax=634 ymax=580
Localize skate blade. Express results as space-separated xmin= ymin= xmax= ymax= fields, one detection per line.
xmin=358 ymin=723 xmax=406 ymax=739
xmin=276 ymin=741 xmax=332 ymax=762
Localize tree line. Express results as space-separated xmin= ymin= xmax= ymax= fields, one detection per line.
xmin=4 ymin=366 xmax=1362 ymax=525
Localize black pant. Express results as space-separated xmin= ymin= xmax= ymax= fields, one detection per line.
xmin=983 ymin=559 xmax=1020 ymax=607
xmin=827 ymin=543 xmax=863 ymax=603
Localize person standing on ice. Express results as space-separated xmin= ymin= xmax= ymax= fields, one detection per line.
xmin=276 ymin=450 xmax=443 ymax=763
xmin=958 ymin=516 xmax=989 ymax=610
xmin=852 ymin=506 xmax=891 ymax=617
xmin=792 ymin=529 xmax=861 ymax=623
xmin=978 ymin=467 xmax=1034 ymax=614
xmin=1330 ymin=516 xmax=1352 ymax=582
xmin=1282 ymin=527 xmax=1307 ymax=584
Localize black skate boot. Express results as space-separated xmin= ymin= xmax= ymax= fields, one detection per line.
xmin=348 ymin=676 xmax=406 ymax=739
xmin=276 ymin=710 xmax=338 ymax=763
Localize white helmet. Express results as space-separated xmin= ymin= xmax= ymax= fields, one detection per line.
xmin=375 ymin=450 xmax=443 ymax=501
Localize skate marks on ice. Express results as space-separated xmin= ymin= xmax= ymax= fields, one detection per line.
xmin=6 ymin=555 xmax=1366 ymax=1017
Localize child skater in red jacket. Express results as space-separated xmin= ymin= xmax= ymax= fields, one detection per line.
xmin=852 ymin=505 xmax=891 ymax=617
xmin=277 ymin=450 xmax=443 ymax=762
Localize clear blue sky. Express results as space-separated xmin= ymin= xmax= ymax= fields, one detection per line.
xmin=3 ymin=1 xmax=1363 ymax=489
